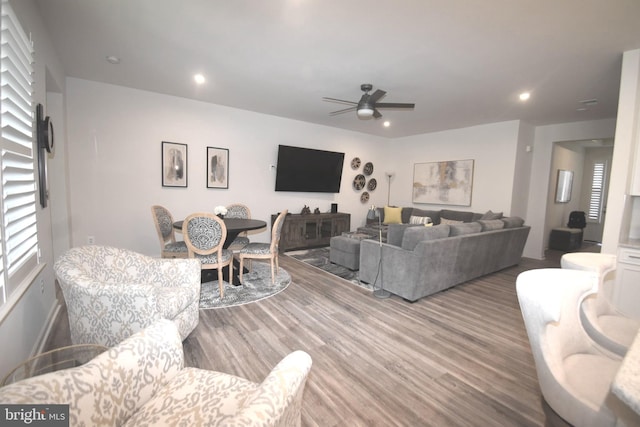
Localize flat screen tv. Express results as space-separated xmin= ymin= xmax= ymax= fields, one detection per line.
xmin=275 ymin=145 xmax=345 ymax=193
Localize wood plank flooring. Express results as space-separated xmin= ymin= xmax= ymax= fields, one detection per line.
xmin=45 ymin=251 xmax=568 ymax=426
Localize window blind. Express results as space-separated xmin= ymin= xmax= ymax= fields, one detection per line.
xmin=587 ymin=162 xmax=606 ymax=222
xmin=1 ymin=0 xmax=38 ymax=304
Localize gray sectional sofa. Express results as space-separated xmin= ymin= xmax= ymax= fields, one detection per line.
xmin=358 ymin=217 xmax=530 ymax=302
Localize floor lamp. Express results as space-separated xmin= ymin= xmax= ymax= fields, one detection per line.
xmin=373 ymin=210 xmax=391 ymax=299
xmin=386 ymin=172 xmax=394 ymax=206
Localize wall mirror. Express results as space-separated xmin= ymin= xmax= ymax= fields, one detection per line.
xmin=555 ymin=169 xmax=573 ymax=203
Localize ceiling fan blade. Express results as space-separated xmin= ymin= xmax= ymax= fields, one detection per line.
xmin=368 ymin=89 xmax=386 ymax=103
xmin=330 ymin=106 xmax=357 ymax=116
xmin=373 ymin=109 xmax=382 ymax=119
xmin=322 ymin=97 xmax=357 ymax=106
xmin=375 ymin=102 xmax=415 ymax=109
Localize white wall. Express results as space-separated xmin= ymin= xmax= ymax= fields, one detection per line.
xmin=390 ymin=120 xmax=525 ymax=215
xmin=65 ymin=78 xmax=391 ymax=256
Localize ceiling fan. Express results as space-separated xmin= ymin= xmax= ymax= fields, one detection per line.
xmin=323 ymin=84 xmax=415 ymax=119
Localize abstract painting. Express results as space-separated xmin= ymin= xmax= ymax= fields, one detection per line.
xmin=207 ymin=146 xmax=229 ymax=189
xmin=412 ymin=159 xmax=474 ymax=206
xmin=162 ymin=141 xmax=188 ymax=187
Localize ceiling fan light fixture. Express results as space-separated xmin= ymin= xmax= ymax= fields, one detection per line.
xmin=357 ymin=107 xmax=374 ymax=118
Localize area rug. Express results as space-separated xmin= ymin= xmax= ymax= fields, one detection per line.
xmin=286 ymin=247 xmax=372 ymax=291
xmin=199 ymin=262 xmax=291 ymax=309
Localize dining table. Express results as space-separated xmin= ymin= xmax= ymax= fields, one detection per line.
xmin=173 ymin=217 xmax=267 ymax=285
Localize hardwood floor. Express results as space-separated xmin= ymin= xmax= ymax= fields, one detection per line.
xmin=45 ymin=249 xmax=574 ymax=426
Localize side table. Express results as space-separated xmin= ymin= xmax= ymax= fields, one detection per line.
xmin=2 ymin=344 xmax=107 ymax=386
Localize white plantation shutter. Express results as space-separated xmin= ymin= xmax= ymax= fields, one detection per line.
xmin=1 ymin=0 xmax=38 ymax=306
xmin=588 ymin=162 xmax=606 ymax=222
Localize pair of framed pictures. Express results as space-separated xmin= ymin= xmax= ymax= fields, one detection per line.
xmin=161 ymin=141 xmax=228 ymax=189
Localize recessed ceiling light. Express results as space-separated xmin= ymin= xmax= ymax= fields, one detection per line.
xmin=106 ymin=55 xmax=120 ymax=64
xmin=519 ymin=92 xmax=531 ymax=101
xmin=194 ymin=74 xmax=206 ymax=84
xmin=383 ymin=121 xmax=390 ymax=127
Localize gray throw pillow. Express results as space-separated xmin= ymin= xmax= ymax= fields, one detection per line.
xmin=449 ymin=222 xmax=482 ymax=236
xmin=478 ymin=219 xmax=505 ymax=231
xmin=401 ymin=224 xmax=450 ymax=251
xmin=501 ymin=216 xmax=525 ymax=228
xmin=481 ymin=210 xmax=504 ymax=220
xmin=401 ymin=207 xmax=414 ymax=224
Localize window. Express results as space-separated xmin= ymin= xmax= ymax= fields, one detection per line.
xmin=587 ymin=161 xmax=606 ymax=222
xmin=0 ymin=0 xmax=39 ymax=309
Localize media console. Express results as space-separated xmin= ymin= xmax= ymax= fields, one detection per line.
xmin=273 ymin=212 xmax=350 ymax=251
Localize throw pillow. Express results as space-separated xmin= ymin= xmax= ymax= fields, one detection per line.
xmin=409 ymin=215 xmax=432 ymax=225
xmin=440 ymin=218 xmax=464 ymax=225
xmin=412 ymin=208 xmax=441 ymax=225
xmin=481 ymin=210 xmax=504 ymax=220
xmin=383 ymin=206 xmax=403 ymax=224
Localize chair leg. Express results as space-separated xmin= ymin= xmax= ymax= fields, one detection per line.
xmin=270 ymin=258 xmax=275 ymax=284
xmin=217 ymin=267 xmax=224 ymax=298
xmin=239 ymin=257 xmax=244 ymax=284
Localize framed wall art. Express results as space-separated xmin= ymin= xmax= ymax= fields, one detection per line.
xmin=207 ymin=146 xmax=229 ymax=189
xmin=162 ymin=141 xmax=188 ymax=187
xmin=555 ymin=169 xmax=573 ymax=203
xmin=412 ymin=159 xmax=474 ymax=206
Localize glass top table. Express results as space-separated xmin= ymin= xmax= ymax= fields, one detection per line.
xmin=1 ymin=344 xmax=107 ymax=386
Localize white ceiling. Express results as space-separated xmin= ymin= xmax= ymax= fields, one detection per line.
xmin=34 ymin=0 xmax=640 ymax=138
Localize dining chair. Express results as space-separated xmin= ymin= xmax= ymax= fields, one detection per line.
xmin=183 ymin=212 xmax=233 ymax=298
xmin=151 ymin=205 xmax=188 ymax=258
xmin=239 ymin=209 xmax=288 ymax=285
xmin=225 ymin=203 xmax=252 ymax=251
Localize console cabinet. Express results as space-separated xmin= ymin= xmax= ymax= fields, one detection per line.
xmin=273 ymin=212 xmax=350 ymax=251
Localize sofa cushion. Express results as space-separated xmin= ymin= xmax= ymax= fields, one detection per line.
xmin=481 ymin=210 xmax=504 ymax=220
xmin=440 ymin=209 xmax=475 ymax=223
xmin=401 ymin=224 xmax=450 ymax=250
xmin=449 ymin=222 xmax=482 ymax=236
xmin=411 ymin=208 xmax=441 ymax=225
xmin=502 ymin=216 xmax=525 ymax=228
xmin=409 ymin=215 xmax=432 ymax=225
xmin=401 ymin=208 xmax=414 ymax=224
xmin=440 ymin=218 xmax=464 ymax=225
xmin=383 ymin=206 xmax=403 ymax=224
xmin=478 ymin=219 xmax=505 ymax=231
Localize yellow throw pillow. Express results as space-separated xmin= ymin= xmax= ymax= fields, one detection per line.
xmin=383 ymin=206 xmax=403 ymax=224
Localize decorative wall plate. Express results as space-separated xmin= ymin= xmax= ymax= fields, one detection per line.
xmin=367 ymin=178 xmax=377 ymax=191
xmin=363 ymin=162 xmax=374 ymax=176
xmin=351 ymin=157 xmax=361 ymax=170
xmin=360 ymin=191 xmax=370 ymax=203
xmin=353 ymin=174 xmax=366 ymax=190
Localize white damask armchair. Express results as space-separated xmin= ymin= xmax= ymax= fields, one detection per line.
xmin=54 ymin=245 xmax=201 ymax=347
xmin=0 ymin=319 xmax=313 ymax=427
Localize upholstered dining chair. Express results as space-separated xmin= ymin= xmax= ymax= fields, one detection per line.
xmin=516 ymin=268 xmax=629 ymax=427
xmin=151 ymin=205 xmax=188 ymax=258
xmin=239 ymin=209 xmax=288 ymax=285
xmin=183 ymin=212 xmax=233 ymax=298
xmin=225 ymin=203 xmax=252 ymax=251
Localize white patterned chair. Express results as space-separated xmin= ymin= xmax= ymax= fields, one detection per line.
xmin=239 ymin=209 xmax=288 ymax=284
xmin=0 ymin=319 xmax=313 ymax=426
xmin=54 ymin=245 xmax=201 ymax=347
xmin=151 ymin=205 xmax=189 ymax=258
xmin=225 ymin=203 xmax=252 ymax=251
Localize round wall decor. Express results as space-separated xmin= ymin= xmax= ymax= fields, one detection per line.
xmin=353 ymin=174 xmax=366 ymax=190
xmin=367 ymin=178 xmax=377 ymax=191
xmin=351 ymin=157 xmax=361 ymax=170
xmin=360 ymin=191 xmax=370 ymax=203
xmin=363 ymin=162 xmax=374 ymax=176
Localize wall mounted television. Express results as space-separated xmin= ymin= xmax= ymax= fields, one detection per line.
xmin=275 ymin=145 xmax=345 ymax=193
